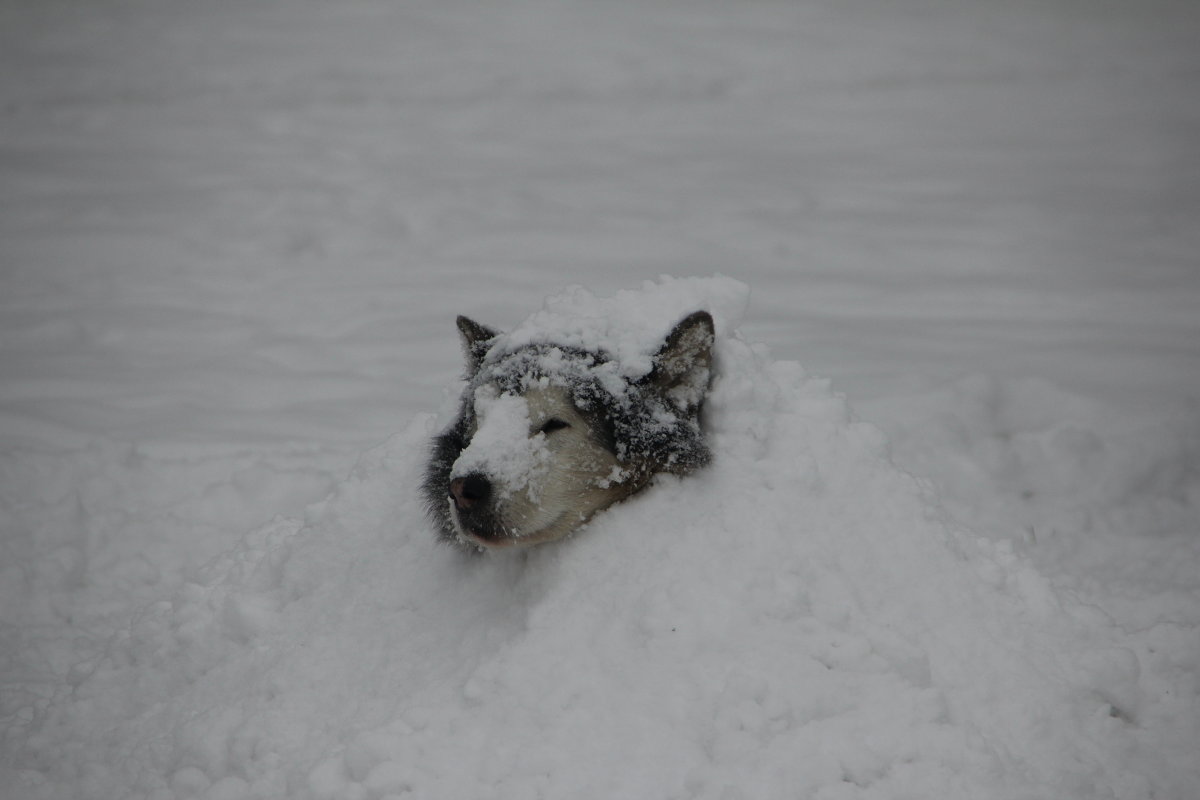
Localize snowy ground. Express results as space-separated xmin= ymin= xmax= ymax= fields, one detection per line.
xmin=2 ymin=0 xmax=1198 ymax=798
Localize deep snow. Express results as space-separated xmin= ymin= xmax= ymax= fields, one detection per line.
xmin=2 ymin=1 xmax=1199 ymax=798
xmin=8 ymin=277 xmax=1187 ymax=798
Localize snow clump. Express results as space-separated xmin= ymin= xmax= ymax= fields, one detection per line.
xmin=448 ymin=386 xmax=549 ymax=500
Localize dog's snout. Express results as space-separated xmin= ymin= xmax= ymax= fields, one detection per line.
xmin=449 ymin=473 xmax=492 ymax=510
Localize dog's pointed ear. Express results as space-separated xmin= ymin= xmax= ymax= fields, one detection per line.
xmin=456 ymin=315 xmax=499 ymax=374
xmin=645 ymin=310 xmax=715 ymax=412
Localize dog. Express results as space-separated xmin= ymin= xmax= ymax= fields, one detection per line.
xmin=423 ymin=309 xmax=715 ymax=549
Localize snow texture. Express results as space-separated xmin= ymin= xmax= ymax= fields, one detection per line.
xmin=450 ymin=386 xmax=549 ymax=498
xmin=6 ymin=277 xmax=1195 ymax=800
xmin=2 ymin=1 xmax=1199 ymax=798
xmin=497 ymin=276 xmax=744 ymax=382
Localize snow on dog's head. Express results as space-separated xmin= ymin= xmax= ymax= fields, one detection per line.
xmin=449 ymin=385 xmax=551 ymax=497
xmin=423 ymin=277 xmax=745 ymax=549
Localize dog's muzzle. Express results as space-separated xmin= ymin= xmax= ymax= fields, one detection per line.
xmin=448 ymin=473 xmax=511 ymax=545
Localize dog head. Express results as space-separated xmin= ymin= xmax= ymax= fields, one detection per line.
xmin=424 ymin=310 xmax=715 ymax=549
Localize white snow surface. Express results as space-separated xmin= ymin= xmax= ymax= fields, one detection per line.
xmin=450 ymin=386 xmax=549 ymax=498
xmin=497 ymin=275 xmax=746 ymax=379
xmin=2 ymin=1 xmax=1199 ymax=799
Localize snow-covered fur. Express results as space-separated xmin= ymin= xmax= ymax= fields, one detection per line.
xmin=424 ymin=310 xmax=715 ymax=548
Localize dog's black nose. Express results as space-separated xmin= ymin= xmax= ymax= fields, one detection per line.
xmin=449 ymin=473 xmax=491 ymax=510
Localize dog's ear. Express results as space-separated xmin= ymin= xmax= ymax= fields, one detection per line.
xmin=456 ymin=315 xmax=499 ymax=374
xmin=645 ymin=310 xmax=715 ymax=412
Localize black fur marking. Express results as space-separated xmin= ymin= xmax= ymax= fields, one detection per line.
xmin=422 ymin=413 xmax=470 ymax=544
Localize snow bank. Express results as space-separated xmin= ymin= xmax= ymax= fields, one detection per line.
xmin=7 ymin=279 xmax=1187 ymax=799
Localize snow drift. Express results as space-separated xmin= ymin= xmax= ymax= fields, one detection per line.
xmin=6 ymin=277 xmax=1175 ymax=799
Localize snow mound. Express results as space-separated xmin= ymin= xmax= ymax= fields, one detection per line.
xmin=493 ymin=274 xmax=747 ymax=380
xmin=8 ymin=278 xmax=1184 ymax=800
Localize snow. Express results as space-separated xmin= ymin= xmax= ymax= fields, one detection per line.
xmin=2 ymin=1 xmax=1198 ymax=798
xmin=498 ymin=276 xmax=745 ymax=378
xmin=450 ymin=386 xmax=549 ymax=497
xmin=6 ymin=296 xmax=1169 ymax=798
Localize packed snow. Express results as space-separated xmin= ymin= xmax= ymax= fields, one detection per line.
xmin=2 ymin=1 xmax=1198 ymax=799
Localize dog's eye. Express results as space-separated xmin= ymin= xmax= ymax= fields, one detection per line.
xmin=539 ymin=418 xmax=571 ymax=435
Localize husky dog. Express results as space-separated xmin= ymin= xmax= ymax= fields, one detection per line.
xmin=423 ymin=310 xmax=715 ymax=549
